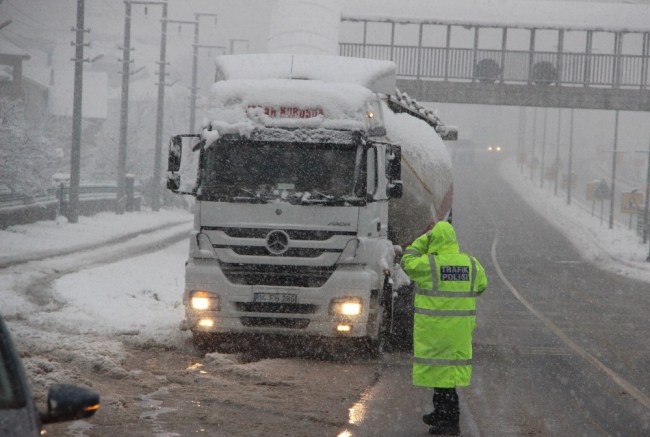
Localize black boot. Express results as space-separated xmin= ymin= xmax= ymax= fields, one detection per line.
xmin=428 ymin=388 xmax=460 ymax=435
xmin=428 ymin=422 xmax=460 ymax=435
xmin=422 ymin=412 xmax=436 ymax=426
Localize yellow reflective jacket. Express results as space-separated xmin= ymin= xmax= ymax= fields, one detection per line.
xmin=401 ymin=221 xmax=487 ymax=388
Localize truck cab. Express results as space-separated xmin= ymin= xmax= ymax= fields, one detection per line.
xmin=167 ymin=54 xmax=453 ymax=353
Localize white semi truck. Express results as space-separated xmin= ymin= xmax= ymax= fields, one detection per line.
xmin=167 ymin=54 xmax=455 ymax=353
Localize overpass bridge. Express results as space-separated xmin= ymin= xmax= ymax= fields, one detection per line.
xmin=339 ymin=17 xmax=650 ymax=111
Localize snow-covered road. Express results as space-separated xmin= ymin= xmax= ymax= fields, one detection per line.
xmin=1 ymin=155 xmax=649 ymax=435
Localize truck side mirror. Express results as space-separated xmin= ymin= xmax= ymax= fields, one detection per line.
xmin=168 ymin=136 xmax=182 ymax=173
xmin=386 ymin=144 xmax=401 ymax=181
xmin=40 ymin=384 xmax=100 ymax=425
xmin=387 ymin=180 xmax=403 ymax=198
xmin=167 ymin=173 xmax=181 ymax=192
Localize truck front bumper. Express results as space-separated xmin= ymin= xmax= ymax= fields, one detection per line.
xmin=183 ymin=261 xmax=380 ymax=339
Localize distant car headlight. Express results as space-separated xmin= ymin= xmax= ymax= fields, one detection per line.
xmin=487 ymin=145 xmax=493 ymax=151
xmin=496 ymin=146 xmax=502 ymax=152
xmin=330 ymin=297 xmax=363 ymax=316
xmin=190 ymin=290 xmax=218 ymax=310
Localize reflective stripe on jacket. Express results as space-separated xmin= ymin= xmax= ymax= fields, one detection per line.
xmin=401 ymin=222 xmax=487 ymax=388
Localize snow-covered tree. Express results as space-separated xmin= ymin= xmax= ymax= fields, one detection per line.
xmin=0 ymin=98 xmax=57 ymax=196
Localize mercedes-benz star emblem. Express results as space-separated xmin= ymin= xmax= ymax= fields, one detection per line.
xmin=266 ymin=230 xmax=290 ymax=255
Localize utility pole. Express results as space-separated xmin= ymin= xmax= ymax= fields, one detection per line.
xmin=609 ymin=110 xmax=619 ymax=230
xmin=151 ymin=2 xmax=168 ymax=212
xmin=520 ymin=107 xmax=527 ymax=173
xmin=117 ymin=1 xmax=167 ymax=214
xmin=517 ymin=106 xmax=525 ymax=173
xmin=530 ymin=107 xmax=537 ymax=181
xmin=637 ymin=129 xmax=650 ymax=259
xmin=554 ymin=108 xmax=562 ymax=196
xmin=540 ymin=106 xmax=548 ymax=189
xmin=116 ymin=1 xmax=132 ymax=215
xmin=69 ymin=0 xmax=89 ymax=223
xmin=189 ymin=13 xmax=218 ymax=133
xmin=567 ymin=108 xmax=575 ymax=206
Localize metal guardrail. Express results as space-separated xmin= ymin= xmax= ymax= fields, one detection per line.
xmin=0 ymin=183 xmax=142 ymax=229
xmin=340 ymin=43 xmax=650 ymax=89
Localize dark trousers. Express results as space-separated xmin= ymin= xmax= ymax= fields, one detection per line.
xmin=432 ymin=388 xmax=459 ymax=425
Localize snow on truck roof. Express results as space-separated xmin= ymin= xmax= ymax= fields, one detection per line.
xmin=204 ymin=78 xmax=377 ymax=139
xmin=214 ymin=54 xmax=397 ymax=94
xmin=203 ymin=55 xmax=396 ymax=139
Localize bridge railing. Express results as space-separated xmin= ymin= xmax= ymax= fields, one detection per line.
xmin=340 ymin=42 xmax=650 ymax=89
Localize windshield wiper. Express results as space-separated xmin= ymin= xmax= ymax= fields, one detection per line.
xmin=232 ymin=187 xmax=269 ymax=204
xmin=296 ymin=192 xmax=364 ymax=206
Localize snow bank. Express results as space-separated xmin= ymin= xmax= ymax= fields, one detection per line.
xmin=500 ymin=158 xmax=650 ymax=283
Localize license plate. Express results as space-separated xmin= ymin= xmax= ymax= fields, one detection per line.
xmin=253 ymin=292 xmax=297 ymax=304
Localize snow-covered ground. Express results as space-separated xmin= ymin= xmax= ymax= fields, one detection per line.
xmin=0 ymin=209 xmax=191 ymax=263
xmin=0 ymin=209 xmax=194 ymax=390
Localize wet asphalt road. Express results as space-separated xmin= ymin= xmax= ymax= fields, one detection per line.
xmin=351 ymin=156 xmax=650 ymax=436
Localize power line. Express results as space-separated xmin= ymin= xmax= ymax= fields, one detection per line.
xmin=4 ymin=0 xmax=68 ymax=32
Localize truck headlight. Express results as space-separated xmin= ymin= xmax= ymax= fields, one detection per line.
xmin=330 ymin=297 xmax=363 ymax=316
xmin=190 ymin=290 xmax=218 ymax=310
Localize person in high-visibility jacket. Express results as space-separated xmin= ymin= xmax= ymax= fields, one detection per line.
xmin=401 ymin=221 xmax=487 ymax=436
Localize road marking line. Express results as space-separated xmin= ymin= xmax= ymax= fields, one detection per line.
xmin=490 ymin=235 xmax=650 ymax=411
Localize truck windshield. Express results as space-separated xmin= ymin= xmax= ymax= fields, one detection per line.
xmin=197 ymin=138 xmax=366 ymax=204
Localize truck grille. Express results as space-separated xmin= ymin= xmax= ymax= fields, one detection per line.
xmin=229 ymin=246 xmax=338 ymax=258
xmin=220 ymin=263 xmax=335 ymax=287
xmin=205 ymin=227 xmax=354 ymax=241
xmin=240 ymin=317 xmax=310 ymax=329
xmin=235 ymin=302 xmax=317 ymax=314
